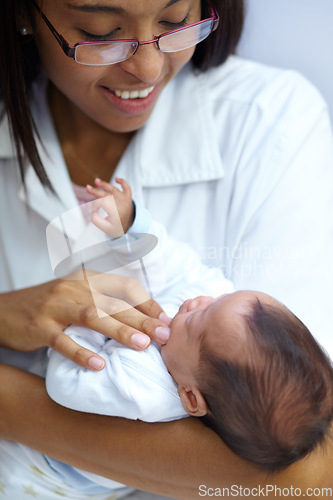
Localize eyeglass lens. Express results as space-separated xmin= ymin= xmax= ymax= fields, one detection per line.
xmin=76 ymin=41 xmax=137 ymax=65
xmin=159 ymin=19 xmax=214 ymax=52
xmin=75 ymin=19 xmax=214 ymax=65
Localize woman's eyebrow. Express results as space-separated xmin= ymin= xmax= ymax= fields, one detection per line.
xmin=65 ymin=2 xmax=124 ymax=14
xmin=164 ymin=0 xmax=184 ymax=9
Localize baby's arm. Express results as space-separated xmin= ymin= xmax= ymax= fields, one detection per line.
xmin=46 ymin=326 xmax=187 ymax=422
xmin=86 ymin=177 xmax=134 ymax=237
xmin=87 ymin=177 xmax=234 ymax=315
xmin=144 ymin=219 xmax=235 ymax=316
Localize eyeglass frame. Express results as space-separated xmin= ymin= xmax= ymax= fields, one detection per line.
xmin=32 ymin=1 xmax=220 ymax=66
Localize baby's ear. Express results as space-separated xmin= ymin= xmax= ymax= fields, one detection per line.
xmin=178 ymin=385 xmax=208 ymax=417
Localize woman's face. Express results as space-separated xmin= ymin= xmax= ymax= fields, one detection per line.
xmin=34 ymin=0 xmax=201 ymax=133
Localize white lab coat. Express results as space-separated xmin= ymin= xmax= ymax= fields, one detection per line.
xmin=1 ymin=56 xmax=333 ymax=365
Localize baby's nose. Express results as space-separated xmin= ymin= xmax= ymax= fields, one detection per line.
xmin=178 ymin=299 xmax=193 ymax=313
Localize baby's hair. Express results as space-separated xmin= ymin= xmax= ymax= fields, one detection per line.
xmin=197 ymin=299 xmax=333 ymax=472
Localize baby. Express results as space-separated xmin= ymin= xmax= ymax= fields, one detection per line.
xmin=164 ymin=290 xmax=333 ymax=472
xmin=46 ymin=179 xmax=333 ymax=479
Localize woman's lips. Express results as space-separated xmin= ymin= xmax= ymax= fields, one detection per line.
xmin=100 ymin=84 xmax=160 ymax=115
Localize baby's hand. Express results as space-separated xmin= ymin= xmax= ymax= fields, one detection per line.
xmin=86 ymin=177 xmax=134 ymax=237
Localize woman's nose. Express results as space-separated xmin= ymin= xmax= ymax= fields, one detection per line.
xmin=119 ymin=42 xmax=165 ymax=84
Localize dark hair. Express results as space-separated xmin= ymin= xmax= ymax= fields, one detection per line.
xmin=198 ymin=300 xmax=333 ymax=472
xmin=0 ymin=1 xmax=53 ymax=190
xmin=0 ymin=0 xmax=245 ymax=189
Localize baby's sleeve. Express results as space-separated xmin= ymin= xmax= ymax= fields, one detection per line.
xmin=129 ymin=200 xmax=152 ymax=234
xmin=135 ymin=217 xmax=235 ymax=316
xmin=46 ymin=325 xmax=187 ymax=422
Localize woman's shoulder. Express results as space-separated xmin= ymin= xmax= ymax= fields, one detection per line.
xmin=195 ymin=56 xmax=328 ymax=116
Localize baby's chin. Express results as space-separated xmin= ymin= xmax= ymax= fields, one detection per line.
xmin=159 ymin=321 xmax=177 ymax=354
xmin=167 ymin=311 xmax=183 ymax=336
xmin=159 ymin=342 xmax=170 ymax=366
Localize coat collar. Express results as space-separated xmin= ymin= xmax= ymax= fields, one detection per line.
xmin=0 ymin=78 xmax=87 ymax=240
xmin=0 ymin=64 xmax=225 ymax=233
xmin=0 ymin=112 xmax=15 ymax=158
xmin=133 ymin=64 xmax=225 ymax=187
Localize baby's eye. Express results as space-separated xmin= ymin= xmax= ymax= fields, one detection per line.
xmin=187 ymin=313 xmax=195 ymax=326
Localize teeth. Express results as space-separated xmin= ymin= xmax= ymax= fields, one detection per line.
xmin=115 ymin=86 xmax=154 ymax=99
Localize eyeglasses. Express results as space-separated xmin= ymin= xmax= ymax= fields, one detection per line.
xmin=33 ymin=2 xmax=219 ymax=66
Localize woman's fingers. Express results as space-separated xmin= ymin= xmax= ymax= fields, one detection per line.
xmin=83 ymin=292 xmax=170 ymax=346
xmin=2 ymin=274 xmax=170 ymax=372
xmin=46 ymin=274 xmax=171 ymax=367
xmin=112 ymin=306 xmax=171 ymax=345
xmin=46 ymin=300 xmax=153 ymax=369
xmin=59 ymin=272 xmax=164 ymax=324
xmin=86 ymin=273 xmax=171 ymax=327
xmin=87 ymin=273 xmax=151 ymax=307
xmin=135 ymin=297 xmax=171 ymax=326
xmin=71 ymin=303 xmax=152 ymax=350
xmin=96 ymin=315 xmax=152 ymax=350
xmin=48 ymin=329 xmax=106 ymax=371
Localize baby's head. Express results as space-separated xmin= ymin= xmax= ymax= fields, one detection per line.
xmin=161 ymin=291 xmax=333 ymax=471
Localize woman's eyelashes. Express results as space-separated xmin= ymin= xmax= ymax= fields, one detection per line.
xmin=160 ymin=14 xmax=190 ymax=29
xmin=79 ymin=29 xmax=120 ymax=42
xmin=78 ymin=14 xmax=191 ymax=42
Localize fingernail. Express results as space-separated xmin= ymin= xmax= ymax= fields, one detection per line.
xmin=131 ymin=333 xmax=150 ymax=349
xmin=88 ymin=356 xmax=105 ymax=371
xmin=155 ymin=326 xmax=170 ymax=343
xmin=158 ymin=312 xmax=171 ymax=326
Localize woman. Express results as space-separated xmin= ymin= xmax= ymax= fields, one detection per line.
xmin=1 ymin=0 xmax=333 ymax=498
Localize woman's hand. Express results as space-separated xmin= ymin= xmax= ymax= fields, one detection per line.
xmin=0 ymin=273 xmax=170 ymax=370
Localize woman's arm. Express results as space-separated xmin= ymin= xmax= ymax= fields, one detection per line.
xmin=1 ymin=365 xmax=332 ymax=499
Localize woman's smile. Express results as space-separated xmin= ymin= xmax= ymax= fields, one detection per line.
xmin=100 ymin=83 xmax=161 ymax=116
xmin=35 ymin=0 xmax=200 ymax=134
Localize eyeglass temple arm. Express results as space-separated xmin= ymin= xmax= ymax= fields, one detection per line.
xmin=32 ymin=0 xmax=76 ymax=58
xmin=210 ymin=6 xmax=220 ymax=31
